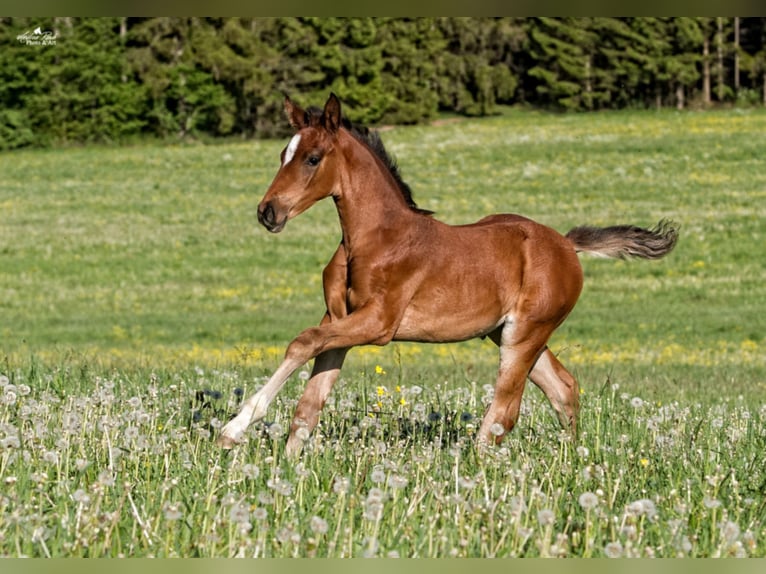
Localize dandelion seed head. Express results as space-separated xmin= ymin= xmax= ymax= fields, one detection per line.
xmin=266 ymin=422 xmax=284 ymax=440
xmin=162 ymin=502 xmax=183 ymax=521
xmin=458 ymin=476 xmax=476 ymax=490
xmin=630 ymin=397 xmax=644 ymax=408
xmin=333 ymin=476 xmax=350 ymax=494
xmin=489 ymin=422 xmax=505 ymax=437
xmin=229 ymin=502 xmax=251 ymax=524
xmin=42 ymin=450 xmax=59 ymax=464
xmin=703 ymin=496 xmax=722 ymax=509
xmin=242 ymin=463 xmax=260 ymax=479
xmin=604 ymin=541 xmax=623 ymax=558
xmin=537 ymin=509 xmax=555 ymax=526
xmin=309 ymin=515 xmax=328 ymax=535
xmin=364 ymin=466 xmax=383 ymax=485
xmin=578 ymin=491 xmax=599 ymax=510
xmin=98 ymin=471 xmax=115 ymax=487
xmin=721 ymin=520 xmax=740 ymax=544
xmin=387 ymin=475 xmax=408 ymax=489
xmin=72 ymin=489 xmax=91 ymax=505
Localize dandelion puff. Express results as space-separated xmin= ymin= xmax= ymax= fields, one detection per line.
xmin=275 ymin=480 xmax=293 ymax=497
xmin=72 ymin=489 xmax=91 ymax=505
xmin=229 ymin=502 xmax=251 ymax=524
xmin=537 ymin=509 xmax=555 ymax=527
xmin=458 ymin=476 xmax=476 ymax=490
xmin=630 ymin=397 xmax=644 ymax=409
xmin=489 ymin=422 xmax=505 ymax=437
xmin=364 ymin=500 xmax=383 ymax=521
xmin=267 ymin=422 xmax=284 ymax=440
xmin=309 ymin=515 xmax=328 ymax=535
xmin=370 ymin=466 xmax=386 ymax=484
xmin=703 ymin=496 xmax=722 ymax=509
xmin=721 ymin=520 xmax=740 ymax=544
xmin=387 ymin=475 xmax=408 ymax=489
xmin=604 ymin=541 xmax=623 ymax=558
xmin=242 ymin=463 xmax=260 ymax=480
xmin=98 ymin=471 xmax=115 ymax=488
xmin=333 ymin=476 xmax=350 ymax=494
xmin=252 ymin=507 xmax=268 ymax=521
xmin=578 ymin=491 xmax=599 ymax=510
xmin=162 ymin=502 xmax=183 ymax=521
xmin=367 ymin=487 xmax=385 ymax=502
xmin=42 ymin=450 xmax=59 ymax=465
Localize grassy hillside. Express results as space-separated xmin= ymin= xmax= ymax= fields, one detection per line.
xmin=2 ymin=108 xmax=764 ymax=398
xmin=1 ymin=108 xmax=765 ymax=557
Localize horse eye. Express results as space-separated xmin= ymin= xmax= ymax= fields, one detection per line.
xmin=306 ymin=155 xmax=321 ymax=167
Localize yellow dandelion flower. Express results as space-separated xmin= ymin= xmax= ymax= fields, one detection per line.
xmin=376 ymin=386 xmax=386 ymax=396
xmin=375 ymin=365 xmax=386 ymax=375
xmin=639 ymin=458 xmax=649 ymax=467
xmin=399 ymin=398 xmax=407 ymax=406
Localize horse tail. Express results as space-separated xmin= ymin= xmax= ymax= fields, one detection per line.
xmin=566 ymin=219 xmax=678 ymax=260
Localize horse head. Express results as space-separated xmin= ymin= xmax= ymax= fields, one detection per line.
xmin=257 ymin=93 xmax=343 ymax=233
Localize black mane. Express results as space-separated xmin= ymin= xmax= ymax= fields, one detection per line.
xmin=306 ymin=106 xmax=433 ymax=216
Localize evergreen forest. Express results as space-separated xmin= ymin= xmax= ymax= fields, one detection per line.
xmin=2 ymin=17 xmax=766 ymax=149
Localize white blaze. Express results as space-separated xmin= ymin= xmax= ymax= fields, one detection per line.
xmin=283 ymin=134 xmax=301 ymax=166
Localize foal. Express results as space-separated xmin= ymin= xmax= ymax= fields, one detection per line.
xmin=218 ymin=93 xmax=678 ymax=455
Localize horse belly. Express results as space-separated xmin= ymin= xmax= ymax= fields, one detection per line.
xmin=393 ymin=287 xmax=508 ymax=343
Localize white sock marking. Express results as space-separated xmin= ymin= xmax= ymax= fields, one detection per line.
xmin=283 ymin=134 xmax=301 ymax=166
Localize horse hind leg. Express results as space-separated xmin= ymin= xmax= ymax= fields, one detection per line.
xmin=479 ymin=320 xmax=554 ymax=445
xmin=528 ymin=347 xmax=580 ymax=435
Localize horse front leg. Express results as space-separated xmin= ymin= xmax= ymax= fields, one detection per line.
xmin=285 ymin=244 xmax=350 ymax=455
xmin=219 ymin=300 xmax=397 ymax=452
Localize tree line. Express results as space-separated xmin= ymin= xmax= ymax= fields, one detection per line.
xmin=2 ymin=17 xmax=765 ymax=150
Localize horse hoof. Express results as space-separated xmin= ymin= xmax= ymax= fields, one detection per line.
xmin=216 ymin=434 xmax=237 ymax=449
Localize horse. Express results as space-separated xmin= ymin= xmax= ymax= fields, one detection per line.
xmin=217 ymin=93 xmax=678 ymax=455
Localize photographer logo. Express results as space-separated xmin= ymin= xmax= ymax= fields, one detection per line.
xmin=17 ymin=26 xmax=57 ymax=46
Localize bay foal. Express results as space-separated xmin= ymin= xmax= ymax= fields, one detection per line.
xmin=218 ymin=94 xmax=677 ymax=455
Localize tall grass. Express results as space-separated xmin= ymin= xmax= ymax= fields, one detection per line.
xmin=1 ymin=108 xmax=765 ymax=556
xmin=0 ymin=361 xmax=764 ymax=557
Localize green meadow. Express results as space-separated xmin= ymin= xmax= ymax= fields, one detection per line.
xmin=0 ymin=108 xmax=765 ymax=557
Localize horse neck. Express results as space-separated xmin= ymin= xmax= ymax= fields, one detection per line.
xmin=333 ymin=130 xmax=416 ymax=254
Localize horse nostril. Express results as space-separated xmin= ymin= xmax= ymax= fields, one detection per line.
xmin=259 ymin=203 xmax=275 ymax=227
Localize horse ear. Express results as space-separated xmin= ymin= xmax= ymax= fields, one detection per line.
xmin=322 ymin=93 xmax=342 ymax=133
xmin=284 ymin=95 xmax=308 ymax=130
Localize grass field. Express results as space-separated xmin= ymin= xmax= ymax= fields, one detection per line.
xmin=1 ymin=107 xmax=765 ymax=557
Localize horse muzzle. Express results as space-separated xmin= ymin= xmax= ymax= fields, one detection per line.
xmin=258 ymin=201 xmax=288 ymax=233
